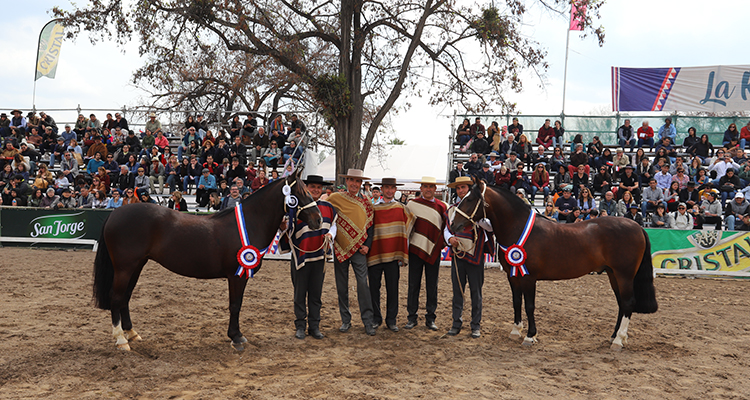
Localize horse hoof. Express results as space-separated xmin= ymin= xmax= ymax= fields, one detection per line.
xmin=522 ymin=337 xmax=537 ymax=346
xmin=238 ymin=336 xmax=248 ymax=344
xmin=116 ymin=343 xmax=131 ymax=351
xmin=125 ymin=330 xmax=142 ymax=341
xmin=509 ymin=332 xmax=522 ymax=340
xmin=610 ymin=343 xmax=623 ymax=351
xmin=231 ymin=342 xmax=245 ymax=351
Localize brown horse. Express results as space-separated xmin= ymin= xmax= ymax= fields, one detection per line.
xmin=93 ymin=170 xmax=321 ymax=351
xmin=450 ymin=180 xmax=657 ymax=350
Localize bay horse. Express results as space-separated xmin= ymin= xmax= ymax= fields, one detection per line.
xmin=450 ymin=180 xmax=657 ymax=350
xmin=93 ymin=170 xmax=321 ymax=351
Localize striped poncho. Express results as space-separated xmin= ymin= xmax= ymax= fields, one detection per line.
xmin=328 ymin=192 xmax=374 ymax=263
xmin=406 ymin=197 xmax=448 ymax=265
xmin=280 ymin=200 xmax=337 ymax=269
xmin=367 ymin=200 xmax=413 ymax=267
xmin=446 ymin=204 xmax=494 ymax=266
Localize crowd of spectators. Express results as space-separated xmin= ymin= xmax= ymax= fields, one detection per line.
xmin=1 ymin=109 xmax=308 ymax=212
xmin=450 ymin=116 xmax=750 ymax=231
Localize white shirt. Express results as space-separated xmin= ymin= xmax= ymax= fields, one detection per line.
xmin=442 ymin=194 xmax=493 ymax=245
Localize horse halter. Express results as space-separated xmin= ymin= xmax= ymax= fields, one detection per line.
xmin=284 ymin=179 xmax=319 ymax=219
xmin=455 ymin=183 xmax=488 ymax=227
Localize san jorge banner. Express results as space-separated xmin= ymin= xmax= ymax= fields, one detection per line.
xmin=0 ymin=208 xmax=110 ymax=245
xmin=647 ymin=228 xmax=750 ymax=276
xmin=35 ymin=20 xmax=64 ymax=81
xmin=611 ymin=65 xmax=750 ymax=112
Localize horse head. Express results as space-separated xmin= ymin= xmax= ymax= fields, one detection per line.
xmin=286 ymin=168 xmax=322 ymax=230
xmin=450 ymin=178 xmax=487 ymax=233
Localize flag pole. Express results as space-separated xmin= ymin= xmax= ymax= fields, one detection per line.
xmin=562 ymin=28 xmax=571 ymax=115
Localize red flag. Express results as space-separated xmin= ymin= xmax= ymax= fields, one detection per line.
xmin=569 ymin=1 xmax=587 ymax=31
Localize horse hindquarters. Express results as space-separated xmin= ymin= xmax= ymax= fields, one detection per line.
xmin=633 ymin=229 xmax=658 ymax=314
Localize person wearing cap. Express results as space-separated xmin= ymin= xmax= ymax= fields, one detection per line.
xmin=725 ymin=192 xmax=750 ymax=230
xmin=279 ymin=174 xmax=338 ymax=340
xmin=699 ymin=191 xmax=723 ymax=230
xmin=641 ymin=178 xmax=666 ymax=219
xmin=327 ymin=169 xmax=377 ymax=336
xmin=145 ymin=112 xmax=162 ymax=136
xmin=366 ymin=177 xmax=411 ymax=332
xmin=39 ymin=187 xmax=59 ymax=208
xmin=672 ymin=202 xmax=694 ymax=230
xmin=404 ymin=176 xmax=447 ymax=331
xmin=555 ymin=186 xmax=577 ymax=222
xmin=196 ymin=167 xmax=217 ymax=208
xmin=476 ymin=162 xmax=494 ymax=185
xmin=9 ymin=110 xmax=26 ymax=131
xmin=443 ymin=175 xmax=494 ymax=338
xmin=612 ymin=148 xmax=629 ymax=176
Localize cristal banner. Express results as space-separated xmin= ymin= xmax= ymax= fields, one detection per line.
xmin=612 ymin=65 xmax=750 ymax=112
xmin=647 ymin=228 xmax=750 ymax=276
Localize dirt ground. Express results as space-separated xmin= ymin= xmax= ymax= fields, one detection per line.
xmin=1 ymin=248 xmax=750 ymax=399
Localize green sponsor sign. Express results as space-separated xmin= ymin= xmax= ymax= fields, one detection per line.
xmin=0 ymin=208 xmax=110 ymax=245
xmin=646 ymin=228 xmax=750 ymax=276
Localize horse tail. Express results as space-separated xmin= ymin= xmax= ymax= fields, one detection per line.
xmin=93 ymin=221 xmax=114 ymax=310
xmin=633 ymin=228 xmax=658 ymax=314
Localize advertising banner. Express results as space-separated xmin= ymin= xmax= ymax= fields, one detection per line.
xmin=35 ymin=20 xmax=65 ymax=81
xmin=0 ymin=208 xmax=110 ymax=247
xmin=612 ymin=65 xmax=750 ymax=112
xmin=647 ymin=228 xmax=750 ymax=277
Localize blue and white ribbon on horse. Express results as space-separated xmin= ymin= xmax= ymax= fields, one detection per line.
xmin=234 ymin=203 xmax=270 ymax=278
xmin=499 ymin=210 xmax=535 ymax=277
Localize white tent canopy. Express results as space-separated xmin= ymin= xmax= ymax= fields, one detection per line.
xmin=315 ymin=145 xmax=448 ymax=190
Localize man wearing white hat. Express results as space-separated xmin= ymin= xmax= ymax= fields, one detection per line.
xmin=443 ymin=176 xmax=494 ymax=339
xmin=327 ymin=169 xmax=377 ymax=336
xmin=404 ymin=176 xmax=447 ymax=331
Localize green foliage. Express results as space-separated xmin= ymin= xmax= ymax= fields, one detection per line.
xmin=312 ymin=74 xmax=353 ymax=127
xmin=471 ymin=7 xmax=508 ymax=46
xmin=386 ymin=137 xmax=406 ymax=145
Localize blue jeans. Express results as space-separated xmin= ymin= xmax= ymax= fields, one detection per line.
xmin=637 ymin=138 xmax=654 ymax=150
xmin=727 ymin=215 xmax=739 ymax=231
xmin=183 ymin=175 xmax=198 ymax=193
xmin=721 ymin=190 xmax=736 ymax=206
xmin=619 ymin=138 xmax=636 ymax=153
xmin=530 ymin=186 xmax=550 ymax=202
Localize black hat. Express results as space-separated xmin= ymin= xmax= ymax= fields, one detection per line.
xmin=687 ymin=181 xmax=696 ymax=186
xmin=303 ymin=174 xmax=331 ymax=185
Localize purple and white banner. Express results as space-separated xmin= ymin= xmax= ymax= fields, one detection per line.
xmin=612 ymin=65 xmax=750 ymax=112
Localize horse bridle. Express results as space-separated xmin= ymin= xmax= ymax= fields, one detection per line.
xmin=285 ymin=179 xmax=320 ymax=219
xmin=454 ymin=183 xmax=488 ymax=227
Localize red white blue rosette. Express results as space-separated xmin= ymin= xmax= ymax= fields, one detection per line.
xmin=505 ymin=244 xmax=527 ymax=267
xmin=237 ymin=245 xmax=261 ymax=278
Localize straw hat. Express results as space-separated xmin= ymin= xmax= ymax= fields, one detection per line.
xmin=447 ymin=176 xmax=473 ymax=189
xmin=338 ymin=168 xmax=370 ymax=180
xmin=413 ymin=176 xmax=444 ymax=186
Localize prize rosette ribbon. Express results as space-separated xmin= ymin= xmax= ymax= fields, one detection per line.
xmin=506 ymin=244 xmax=529 ymax=277
xmin=237 ymin=245 xmax=261 ymax=278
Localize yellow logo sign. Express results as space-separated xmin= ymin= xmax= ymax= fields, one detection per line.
xmin=36 ymin=22 xmax=64 ymax=80
xmin=653 ymin=231 xmax=750 ymax=272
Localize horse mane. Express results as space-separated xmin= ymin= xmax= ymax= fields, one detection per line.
xmin=209 ymin=178 xmax=286 ymax=219
xmin=484 ymin=184 xmax=533 ymax=213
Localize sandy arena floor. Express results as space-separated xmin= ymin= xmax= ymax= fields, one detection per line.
xmin=1 ymin=247 xmax=749 ymax=399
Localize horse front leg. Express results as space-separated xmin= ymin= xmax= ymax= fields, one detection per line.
xmin=120 ymin=306 xmax=142 ymax=343
xmin=521 ymin=279 xmax=538 ymax=346
xmin=509 ymin=280 xmax=523 ymax=340
xmin=227 ymin=276 xmax=249 ymax=350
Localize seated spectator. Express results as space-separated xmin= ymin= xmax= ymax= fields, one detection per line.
xmin=542 ymin=201 xmax=558 ymax=221
xmin=122 ymin=188 xmax=140 ymax=205
xmin=571 ymin=164 xmax=589 ymax=198
xmin=86 ymin=136 xmax=108 ymax=160
xmin=549 ymin=147 xmax=566 ymax=172
xmin=536 ymin=119 xmax=554 ymax=148
xmin=683 ymin=127 xmax=700 ymax=149
xmin=650 ymin=204 xmax=672 ymax=228
xmin=48 ymin=137 xmax=66 ymax=168
xmin=470 ymin=131 xmax=490 ymax=155
xmin=196 ymin=168 xmax=217 ymax=208
xmin=709 ymin=151 xmax=740 ymax=181
xmin=86 ymin=152 xmax=105 ymax=176
xmin=503 ymin=151 xmax=522 ymax=171
xmin=599 ymin=191 xmax=617 ymax=217
xmin=593 ymin=148 xmax=613 ymax=171
xmin=624 ymin=203 xmax=643 ymax=226
xmin=107 ymin=189 xmax=124 ymax=209
xmin=687 ymin=134 xmax=714 ymax=162
xmin=516 ymin=134 xmax=533 ymax=170
xmin=723 ymin=123 xmax=741 ymax=148
xmin=263 ymin=141 xmax=282 ymax=168
xmin=499 ymin=134 xmax=515 ymax=159
xmin=636 ymin=121 xmax=655 ymax=150
xmin=592 ymin=166 xmax=613 ymax=194
xmin=672 ymin=202 xmax=694 ymax=230
xmin=566 ymin=206 xmax=583 ymax=223
xmin=149 ymin=158 xmax=166 ymax=195
xmin=553 ymin=164 xmax=572 ymax=194
xmin=206 ymin=192 xmax=222 ymax=212
xmin=91 ymin=190 xmax=108 ymax=208
xmin=515 ymin=188 xmax=530 ymax=205
xmin=251 ymin=169 xmax=269 ymax=191
xmin=134 ymin=167 xmax=150 ymax=193
xmin=168 ymin=190 xmax=188 ymax=211
xmin=641 ymin=178 xmax=666 ymax=218
xmin=531 ymin=145 xmax=549 ymax=169
xmin=555 ymin=187 xmax=577 ymax=222
xmin=33 ymin=164 xmax=54 ymax=191
xmin=586 ymin=136 xmax=604 ymax=167
xmin=530 ymin=163 xmax=549 ymax=202
xmin=282 ymin=140 xmax=303 ymax=164
xmin=718 ymin=168 xmax=742 ymax=206
xmin=40 ymin=188 xmax=59 ymax=208
xmin=114 ymin=165 xmax=135 ymax=192
xmin=465 ymin=153 xmax=483 ymax=176
xmin=577 ymin=187 xmax=596 ymax=218
xmin=741 ymin=121 xmax=750 ymax=149
xmin=568 ymin=143 xmax=590 ymax=176
xmin=53 ymin=171 xmax=70 ymax=195
xmin=494 ymin=165 xmax=511 ymax=189
xmin=77 ymin=185 xmax=95 ymax=208
xmin=697 ymin=190 xmax=723 ymax=229
xmin=618 ymin=119 xmax=636 ymax=153
xmin=725 ymin=192 xmax=750 ymax=230
xmin=139 ymin=190 xmax=156 ymax=204
xmin=510 ymin=163 xmax=530 ymax=195
xmin=221 ymin=185 xmax=243 ymax=210
xmin=664 ymin=181 xmax=681 ymax=212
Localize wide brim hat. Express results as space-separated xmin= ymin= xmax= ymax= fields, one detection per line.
xmin=303 ymin=174 xmax=331 ymax=185
xmin=447 ymin=176 xmax=473 ymax=189
xmin=11 ymin=109 xmax=21 ymax=115
xmin=338 ymin=168 xmax=370 ymax=180
xmin=413 ymin=176 xmax=444 ymax=186
xmin=148 ymin=112 xmax=156 ymax=117
xmin=373 ymin=177 xmax=403 ymax=186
